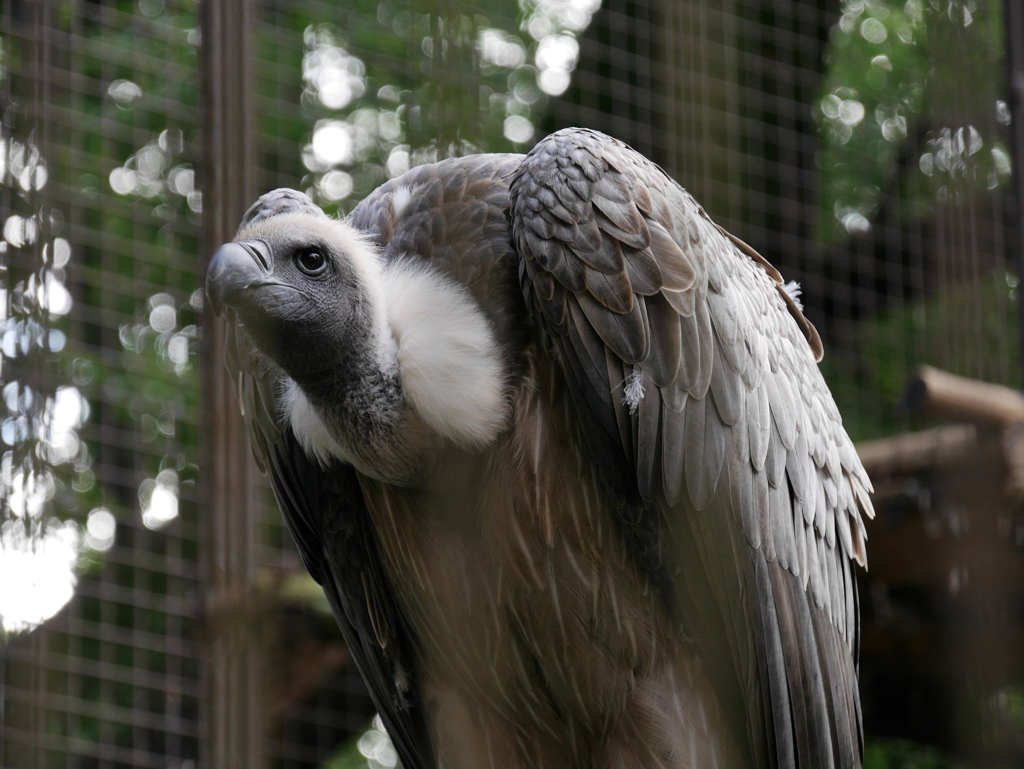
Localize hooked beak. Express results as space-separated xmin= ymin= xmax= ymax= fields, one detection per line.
xmin=205 ymin=239 xmax=273 ymax=316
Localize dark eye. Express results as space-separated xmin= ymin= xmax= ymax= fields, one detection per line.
xmin=295 ymin=248 xmax=328 ymax=276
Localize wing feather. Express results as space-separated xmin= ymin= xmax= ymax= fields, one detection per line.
xmin=648 ymin=221 xmax=697 ymax=291
xmin=577 ymin=290 xmax=648 ymax=363
xmin=661 ymin=400 xmax=687 ymax=506
xmin=749 ymin=382 xmax=771 ymax=473
xmin=681 ymin=394 xmax=707 ymax=509
xmin=572 ymin=221 xmax=621 ymax=273
xmin=224 ymin=321 xmax=433 ymax=769
xmin=786 ymin=430 xmax=812 ymax=503
xmin=664 ymin=285 xmax=697 ymax=318
xmin=644 ymin=292 xmax=683 ymax=388
xmin=511 ymin=128 xmax=874 ymax=768
xmin=765 ymin=422 xmax=787 ymax=490
xmin=637 ymin=371 xmax=663 ymax=500
xmin=710 ymin=336 xmax=745 ymax=426
xmin=606 ymin=347 xmax=635 ymax=469
xmin=794 ymin=501 xmax=809 ymax=588
xmin=732 ymin=406 xmax=751 ymax=466
xmin=691 ymin=299 xmax=715 ymax=399
xmin=725 ymin=446 xmax=760 ymax=550
xmin=623 ymin=247 xmax=664 ymax=295
xmin=769 ymin=480 xmax=793 ymax=571
xmin=771 ymin=369 xmax=799 ymax=450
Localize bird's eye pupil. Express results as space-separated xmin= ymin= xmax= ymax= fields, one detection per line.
xmin=296 ymin=248 xmax=327 ymax=276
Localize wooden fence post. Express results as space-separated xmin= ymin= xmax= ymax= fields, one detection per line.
xmin=199 ymin=0 xmax=264 ymax=766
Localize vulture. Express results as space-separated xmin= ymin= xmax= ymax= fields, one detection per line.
xmin=206 ymin=128 xmax=874 ymax=769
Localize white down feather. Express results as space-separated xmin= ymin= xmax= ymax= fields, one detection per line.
xmin=382 ymin=262 xmax=508 ymax=449
xmin=283 ymin=380 xmax=351 ymax=466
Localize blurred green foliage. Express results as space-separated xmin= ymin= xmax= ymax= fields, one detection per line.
xmin=863 ymin=734 xmax=1024 ymax=768
xmin=814 ymin=0 xmax=1009 ymax=244
xmin=864 ymin=738 xmax=950 ymax=769
xmin=1 ymin=0 xmax=594 ymax=635
xmin=824 ymin=270 xmax=1018 ymax=442
xmin=263 ymin=0 xmax=598 ymax=215
xmin=57 ymin=0 xmax=203 ymax=546
xmin=814 ymin=0 xmax=1016 ymax=443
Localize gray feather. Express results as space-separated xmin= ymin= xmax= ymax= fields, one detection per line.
xmin=507 ymin=128 xmax=871 ymax=769
xmin=240 ymin=187 xmax=324 ymax=226
xmin=709 ymin=337 xmax=744 ymax=426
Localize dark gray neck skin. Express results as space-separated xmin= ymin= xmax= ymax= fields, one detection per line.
xmin=279 ymin=317 xmax=428 ymax=484
xmin=301 ymin=342 xmax=401 ymax=443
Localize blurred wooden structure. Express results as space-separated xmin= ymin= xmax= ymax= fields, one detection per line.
xmin=856 ymin=367 xmax=1024 ymax=762
xmin=200 ymin=0 xmax=265 ymax=766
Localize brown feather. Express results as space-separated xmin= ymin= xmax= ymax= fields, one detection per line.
xmin=636 ymin=372 xmax=662 ymax=501
xmin=623 ymin=244 xmax=664 ymax=295
xmin=577 ymin=289 xmax=649 ymax=363
xmin=585 ymin=264 xmax=635 ymax=314
xmin=642 ymin=292 xmax=683 ymax=389
xmin=663 ymin=286 xmax=696 ymax=318
xmin=571 ymin=228 xmax=623 ymax=275
xmin=684 ymin=395 xmax=725 ymax=511
xmin=648 ymin=221 xmax=696 ymax=291
xmin=661 ymin=404 xmax=686 ymax=506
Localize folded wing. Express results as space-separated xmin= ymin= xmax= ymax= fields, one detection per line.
xmin=510 ymin=128 xmax=874 ymax=769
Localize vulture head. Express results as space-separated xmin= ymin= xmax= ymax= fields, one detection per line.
xmin=207 ymin=202 xmax=391 ymax=386
xmin=206 ymin=188 xmax=508 ymax=483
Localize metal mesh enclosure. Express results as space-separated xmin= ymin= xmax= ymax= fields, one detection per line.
xmin=1 ymin=0 xmax=1022 ymax=767
xmin=553 ymin=0 xmax=1017 ymax=442
xmin=0 ymin=2 xmax=205 ymax=767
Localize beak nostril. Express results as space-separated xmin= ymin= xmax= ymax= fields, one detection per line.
xmin=239 ymin=239 xmax=272 ymax=271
